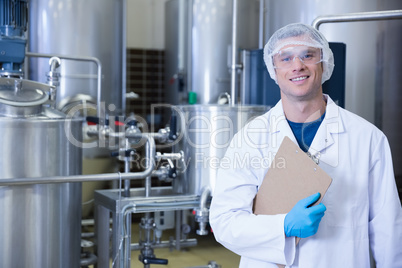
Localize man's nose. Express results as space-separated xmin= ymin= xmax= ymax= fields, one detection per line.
xmin=292 ymin=56 xmax=306 ymax=69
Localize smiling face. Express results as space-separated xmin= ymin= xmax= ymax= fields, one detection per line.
xmin=273 ymin=43 xmax=324 ymax=103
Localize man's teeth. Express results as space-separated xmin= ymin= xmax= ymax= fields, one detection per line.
xmin=291 ymin=76 xmax=307 ymax=81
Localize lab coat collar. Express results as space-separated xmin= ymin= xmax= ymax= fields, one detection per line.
xmin=268 ymin=99 xmax=299 ymax=146
xmin=268 ymin=94 xmax=345 ymax=166
xmin=309 ymin=94 xmax=345 ymax=166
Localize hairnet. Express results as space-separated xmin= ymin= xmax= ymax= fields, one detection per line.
xmin=263 ymin=23 xmax=334 ymax=84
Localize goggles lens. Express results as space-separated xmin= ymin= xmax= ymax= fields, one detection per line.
xmin=273 ymin=46 xmax=322 ymax=69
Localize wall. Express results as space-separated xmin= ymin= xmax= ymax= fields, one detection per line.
xmin=126 ymin=0 xmax=167 ymax=49
xmin=125 ymin=0 xmax=168 ymax=129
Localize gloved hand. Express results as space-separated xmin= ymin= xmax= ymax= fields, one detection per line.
xmin=284 ymin=192 xmax=326 ymax=238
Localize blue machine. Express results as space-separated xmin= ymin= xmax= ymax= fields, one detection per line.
xmin=0 ymin=0 xmax=28 ymax=78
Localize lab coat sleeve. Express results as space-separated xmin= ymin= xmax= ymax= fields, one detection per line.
xmin=368 ymin=134 xmax=402 ymax=267
xmin=209 ymin=134 xmax=296 ymax=265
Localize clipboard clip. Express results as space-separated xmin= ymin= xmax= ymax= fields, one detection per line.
xmin=307 ymin=151 xmax=320 ymax=165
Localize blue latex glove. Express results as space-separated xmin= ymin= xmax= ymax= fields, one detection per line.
xmin=284 ymin=192 xmax=326 ymax=238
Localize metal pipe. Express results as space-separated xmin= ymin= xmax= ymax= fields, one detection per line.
xmin=121 ymin=204 xmax=136 ymax=268
xmin=178 ymin=0 xmax=185 ymax=72
xmin=122 ymin=0 xmax=127 ymax=115
xmin=144 ymin=177 xmax=152 ymax=198
xmin=199 ymin=187 xmax=211 ymax=213
xmin=47 ymin=57 xmax=61 ymax=108
xmin=258 ymin=0 xmax=264 ymax=49
xmin=156 ymin=152 xmax=183 ymax=161
xmin=312 ymin=10 xmax=402 ymax=30
xmin=230 ymin=0 xmax=239 ymax=106
xmin=49 ymin=57 xmax=61 ymax=73
xmin=142 ymin=212 xmax=153 ymax=268
xmin=124 ymin=155 xmax=131 ymax=197
xmin=195 ymin=187 xmax=211 ymax=236
xmin=25 ymin=52 xmax=103 ymax=119
xmin=175 ymin=210 xmax=181 ymax=251
xmin=186 ymin=0 xmax=193 ymax=98
xmin=87 ymin=130 xmax=168 ymax=143
xmin=119 ymin=196 xmax=200 ymax=267
xmin=125 ymin=210 xmax=132 ymax=268
xmin=240 ymin=50 xmax=248 ymax=105
xmin=0 ymin=134 xmax=156 ymax=186
xmin=144 ymin=139 xmax=152 ymax=198
xmin=130 ymin=238 xmax=197 ymax=250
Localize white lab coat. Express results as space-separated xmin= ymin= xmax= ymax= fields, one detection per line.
xmin=209 ymin=95 xmax=402 ymax=268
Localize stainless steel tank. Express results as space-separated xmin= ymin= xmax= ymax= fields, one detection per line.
xmin=165 ymin=0 xmax=259 ymax=105
xmin=172 ymin=105 xmax=270 ymax=195
xmin=27 ymin=0 xmax=124 ymax=213
xmin=27 ymin=0 xmax=125 ymax=113
xmin=0 ymin=78 xmax=82 ymax=268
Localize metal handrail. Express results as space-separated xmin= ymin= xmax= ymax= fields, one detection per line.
xmin=312 ymin=10 xmax=402 ymax=30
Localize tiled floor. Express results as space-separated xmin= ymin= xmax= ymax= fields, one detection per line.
xmin=122 ymin=222 xmax=240 ymax=268
xmin=131 ymin=231 xmax=240 ymax=268
xmin=86 ymin=223 xmax=240 ymax=268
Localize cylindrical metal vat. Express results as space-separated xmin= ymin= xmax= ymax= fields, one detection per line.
xmin=27 ymin=0 xmax=124 ymax=215
xmin=165 ymin=0 xmax=259 ymax=105
xmin=27 ymin=0 xmax=125 ymax=113
xmin=0 ymin=79 xmax=83 ymax=268
xmin=172 ymin=105 xmax=270 ymax=195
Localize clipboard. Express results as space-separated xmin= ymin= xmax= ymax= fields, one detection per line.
xmin=253 ymin=136 xmax=332 ymax=268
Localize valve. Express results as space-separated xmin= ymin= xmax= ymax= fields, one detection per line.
xmin=167 ymin=159 xmax=177 ymax=179
xmin=86 ymin=116 xmax=99 ymax=125
xmin=194 ymin=208 xmax=209 ymax=236
xmin=138 ymin=217 xmax=168 ymax=266
xmin=194 ymin=187 xmax=212 ymax=236
xmin=126 ymin=119 xmax=142 ymax=144
xmin=139 ymin=256 xmax=168 ymax=265
xmin=110 ymin=148 xmax=135 ymax=162
xmin=86 ymin=116 xmax=110 ymax=127
xmin=169 ymin=72 xmax=185 ymax=92
xmin=168 ymin=114 xmax=177 ymax=141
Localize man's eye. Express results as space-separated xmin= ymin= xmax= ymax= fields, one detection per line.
xmin=281 ymin=57 xmax=291 ymax=62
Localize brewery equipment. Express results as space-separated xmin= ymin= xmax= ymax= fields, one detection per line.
xmin=165 ymin=0 xmax=259 ymax=105
xmin=172 ymin=104 xmax=270 ymax=196
xmin=0 ymin=1 xmax=83 ymax=266
xmin=28 ymin=0 xmax=125 ymax=113
xmin=0 ymin=78 xmax=83 ymax=268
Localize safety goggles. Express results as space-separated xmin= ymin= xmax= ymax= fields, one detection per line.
xmin=272 ymin=46 xmax=322 ymax=69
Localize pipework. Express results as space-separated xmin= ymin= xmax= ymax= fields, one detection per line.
xmin=312 ymin=10 xmax=402 ymax=30
xmin=0 ymin=133 xmax=156 ymax=186
xmin=194 ymin=187 xmax=212 ymax=236
xmin=25 ymin=52 xmax=103 ymax=119
xmin=46 ymin=57 xmax=61 ymax=108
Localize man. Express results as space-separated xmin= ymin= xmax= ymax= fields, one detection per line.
xmin=209 ymin=23 xmax=402 ymax=267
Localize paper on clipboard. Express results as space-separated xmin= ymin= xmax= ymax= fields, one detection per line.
xmin=253 ymin=136 xmax=332 ymax=268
